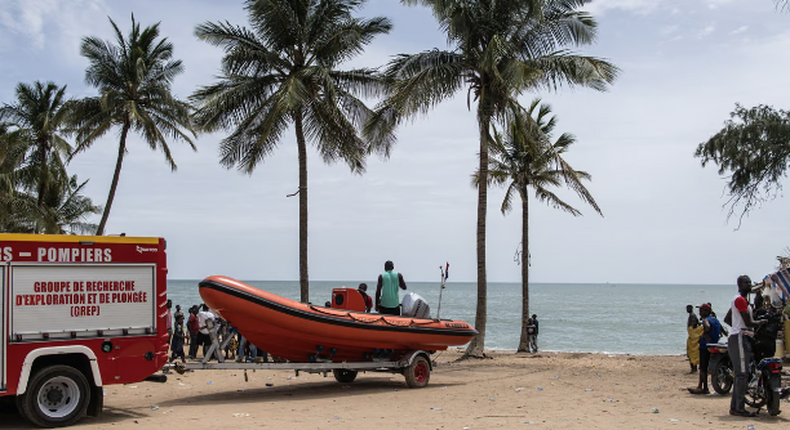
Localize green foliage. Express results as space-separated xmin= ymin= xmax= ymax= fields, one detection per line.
xmin=191 ymin=0 xmax=392 ymax=303
xmin=695 ymin=103 xmax=790 ymax=224
xmin=487 ymin=99 xmax=602 ymax=218
xmin=0 ymin=82 xmax=98 ymax=234
xmin=375 ymin=0 xmax=617 ymax=356
xmin=0 ymin=81 xmax=73 ymax=213
xmin=191 ymin=0 xmax=392 ymax=173
xmin=70 ymin=14 xmax=197 ymax=235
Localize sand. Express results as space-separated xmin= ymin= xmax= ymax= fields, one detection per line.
xmin=3 ymin=350 xmax=788 ymax=429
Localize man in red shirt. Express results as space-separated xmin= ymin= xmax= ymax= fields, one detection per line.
xmin=723 ymin=275 xmax=766 ymax=417
xmin=358 ymin=283 xmax=373 ymax=313
xmin=187 ymin=306 xmax=200 ymax=359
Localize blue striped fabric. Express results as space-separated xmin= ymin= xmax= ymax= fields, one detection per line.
xmin=770 ymin=268 xmax=790 ymax=299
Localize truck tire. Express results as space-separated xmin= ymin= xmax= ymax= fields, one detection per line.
xmin=404 ymin=356 xmax=430 ymax=388
xmin=18 ymin=365 xmax=91 ymax=428
xmin=332 ymin=369 xmax=358 ymax=383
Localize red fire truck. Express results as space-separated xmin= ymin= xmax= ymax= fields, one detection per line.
xmin=0 ymin=233 xmax=169 ymax=427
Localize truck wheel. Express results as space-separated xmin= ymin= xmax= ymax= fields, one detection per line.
xmin=332 ymin=369 xmax=358 ymax=383
xmin=404 ymin=356 xmax=430 ymax=388
xmin=19 ymin=365 xmax=91 ymax=428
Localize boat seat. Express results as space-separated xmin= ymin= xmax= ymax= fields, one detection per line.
xmin=331 ymin=287 xmax=367 ymax=312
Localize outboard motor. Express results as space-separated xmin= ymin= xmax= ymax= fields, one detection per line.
xmin=401 ymin=292 xmax=431 ymax=319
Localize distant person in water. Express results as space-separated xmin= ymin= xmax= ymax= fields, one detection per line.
xmin=686 ymin=304 xmax=701 ymax=373
xmin=358 ymin=283 xmax=373 ymax=312
xmin=376 ymin=260 xmax=407 ymax=315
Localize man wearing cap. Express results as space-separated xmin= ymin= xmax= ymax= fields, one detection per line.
xmin=688 ymin=303 xmax=722 ymax=395
xmin=724 ymin=275 xmax=766 ymax=417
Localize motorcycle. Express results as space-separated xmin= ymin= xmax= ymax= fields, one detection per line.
xmin=707 ymin=341 xmax=733 ymax=395
xmin=706 ymin=311 xmax=784 ymax=416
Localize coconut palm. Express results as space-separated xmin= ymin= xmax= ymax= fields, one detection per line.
xmin=191 ymin=0 xmax=392 ymax=303
xmin=35 ymin=171 xmax=101 ymax=235
xmin=0 ymin=81 xmax=73 ymax=232
xmin=70 ymin=15 xmax=197 ymax=235
xmin=368 ymin=0 xmax=617 ymax=357
xmin=484 ymin=100 xmax=602 ymax=352
xmin=0 ymin=123 xmax=30 ymax=232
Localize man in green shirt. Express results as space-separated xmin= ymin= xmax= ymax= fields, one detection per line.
xmin=376 ymin=260 xmax=408 ymax=315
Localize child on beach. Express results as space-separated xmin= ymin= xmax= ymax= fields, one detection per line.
xmin=170 ymin=314 xmax=187 ymax=363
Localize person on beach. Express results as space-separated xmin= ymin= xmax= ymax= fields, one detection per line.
xmin=532 ymin=314 xmax=539 ymax=352
xmin=197 ymin=304 xmax=217 ymax=359
xmin=174 ymin=304 xmax=184 ymax=322
xmin=165 ymin=299 xmax=173 ymax=346
xmin=169 ymin=314 xmax=187 ymax=364
xmin=358 ymin=283 xmax=373 ymax=312
xmin=187 ymin=306 xmax=200 ymax=359
xmin=688 ymin=303 xmax=721 ymax=395
xmin=686 ymin=304 xmax=701 ymax=373
xmin=376 ymin=260 xmax=407 ymax=315
xmin=724 ymin=275 xmax=766 ymax=417
xmin=527 ymin=318 xmax=538 ymax=353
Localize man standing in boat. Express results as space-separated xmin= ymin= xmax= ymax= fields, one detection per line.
xmin=376 ymin=260 xmax=407 ymax=315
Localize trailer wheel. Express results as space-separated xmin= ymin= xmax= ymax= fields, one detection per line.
xmin=18 ymin=365 xmax=91 ymax=428
xmin=332 ymin=369 xmax=358 ymax=383
xmin=404 ymin=356 xmax=430 ymax=388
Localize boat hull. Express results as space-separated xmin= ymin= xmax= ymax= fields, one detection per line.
xmin=198 ymin=276 xmax=477 ymax=362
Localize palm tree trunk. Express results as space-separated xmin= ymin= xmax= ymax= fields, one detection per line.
xmin=96 ymin=121 xmax=129 ymax=236
xmin=464 ymin=111 xmax=490 ymax=359
xmin=294 ymin=111 xmax=310 ymax=303
xmin=34 ymin=138 xmax=49 ymax=234
xmin=517 ymin=189 xmax=530 ymax=352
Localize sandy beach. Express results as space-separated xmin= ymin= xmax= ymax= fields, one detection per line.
xmin=2 ymin=349 xmax=787 ymax=430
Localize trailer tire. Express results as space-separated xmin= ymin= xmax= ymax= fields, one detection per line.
xmin=404 ymin=356 xmax=430 ymax=388
xmin=18 ymin=365 xmax=91 ymax=428
xmin=332 ymin=369 xmax=358 ymax=383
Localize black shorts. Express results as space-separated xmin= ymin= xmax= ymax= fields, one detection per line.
xmin=379 ymin=306 xmax=400 ymax=316
xmin=699 ymin=347 xmax=711 ymax=374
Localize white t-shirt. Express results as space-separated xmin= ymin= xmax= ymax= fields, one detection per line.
xmin=728 ymin=294 xmax=753 ymax=337
xmin=197 ymin=309 xmax=216 ymax=335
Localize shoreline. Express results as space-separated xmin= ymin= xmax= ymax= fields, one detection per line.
xmin=4 ymin=350 xmax=787 ymax=429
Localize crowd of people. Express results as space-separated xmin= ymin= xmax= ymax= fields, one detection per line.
xmin=163 ymin=299 xmax=270 ymax=366
xmin=685 ymin=274 xmax=790 ymax=417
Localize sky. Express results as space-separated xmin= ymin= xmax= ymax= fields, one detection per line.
xmin=1 ymin=0 xmax=789 ymax=285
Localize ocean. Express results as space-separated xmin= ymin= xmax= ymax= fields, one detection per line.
xmin=167 ymin=279 xmax=738 ymax=356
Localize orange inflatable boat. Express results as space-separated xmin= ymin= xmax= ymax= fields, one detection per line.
xmin=198 ymin=275 xmax=478 ymax=362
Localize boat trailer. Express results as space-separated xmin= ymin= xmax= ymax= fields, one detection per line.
xmin=162 ymin=322 xmax=435 ymax=388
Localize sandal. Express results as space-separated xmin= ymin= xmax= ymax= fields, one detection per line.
xmin=687 ymin=388 xmax=709 ymax=395
xmin=729 ymin=410 xmax=757 ymax=417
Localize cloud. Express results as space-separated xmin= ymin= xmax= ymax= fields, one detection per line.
xmin=0 ymin=0 xmax=109 ymax=51
xmin=586 ymin=0 xmax=661 ymax=15
xmin=732 ymin=25 xmax=749 ymax=35
xmin=697 ymin=25 xmax=716 ymax=38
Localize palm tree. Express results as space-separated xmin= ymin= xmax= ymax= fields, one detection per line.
xmin=191 ymin=0 xmax=392 ymax=303
xmin=70 ymin=15 xmax=197 ymax=235
xmin=484 ymin=100 xmax=602 ymax=352
xmin=36 ymin=172 xmax=101 ymax=235
xmin=368 ymin=0 xmax=617 ymax=357
xmin=0 ymin=123 xmax=30 ymax=232
xmin=0 ymin=81 xmax=73 ymax=233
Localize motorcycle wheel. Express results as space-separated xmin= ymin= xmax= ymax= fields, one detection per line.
xmin=744 ymin=375 xmax=767 ymax=409
xmin=767 ymin=389 xmax=780 ymax=416
xmin=711 ymin=360 xmax=733 ymax=395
